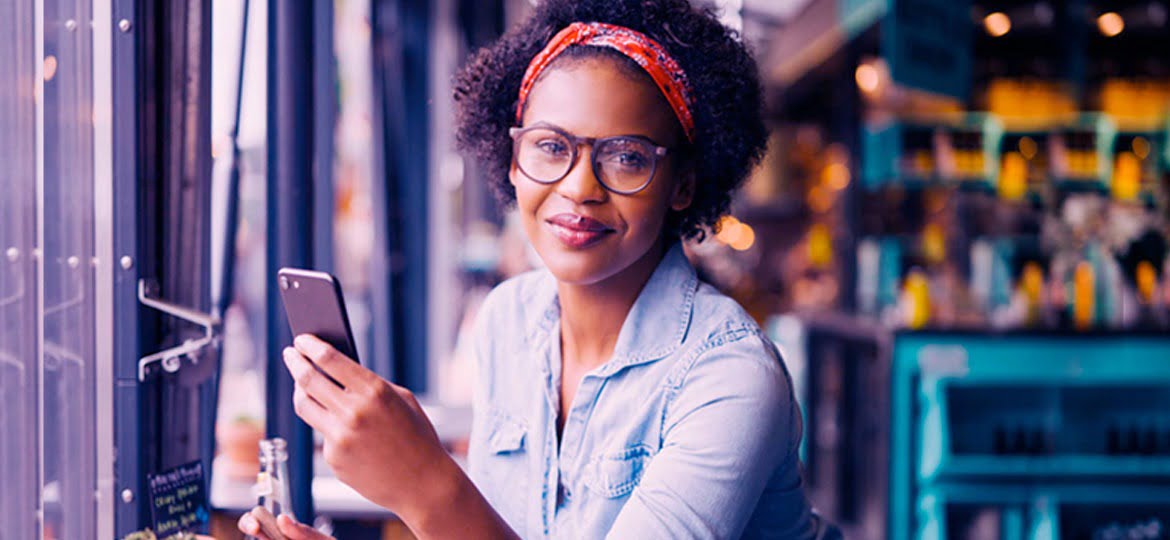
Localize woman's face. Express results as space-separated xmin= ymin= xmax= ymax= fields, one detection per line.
xmin=511 ymin=55 xmax=693 ymax=286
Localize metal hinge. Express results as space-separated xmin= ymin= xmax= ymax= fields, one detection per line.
xmin=137 ymin=279 xmax=221 ymax=381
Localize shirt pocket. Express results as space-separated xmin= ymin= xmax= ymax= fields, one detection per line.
xmin=582 ymin=443 xmax=656 ymax=499
xmin=487 ymin=410 xmax=527 ymax=454
xmin=480 ymin=410 xmax=529 ymax=530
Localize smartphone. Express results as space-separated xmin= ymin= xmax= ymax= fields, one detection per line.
xmin=277 ymin=268 xmax=361 ymax=365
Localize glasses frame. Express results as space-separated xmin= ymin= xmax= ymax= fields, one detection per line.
xmin=508 ymin=125 xmax=670 ymax=195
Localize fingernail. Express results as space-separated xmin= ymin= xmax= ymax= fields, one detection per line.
xmin=240 ymin=513 xmax=257 ymax=531
xmin=277 ymin=514 xmax=309 ymax=534
xmin=294 ymin=335 xmax=322 ymax=356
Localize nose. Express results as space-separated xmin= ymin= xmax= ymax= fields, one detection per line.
xmin=554 ymin=145 xmax=608 ymax=204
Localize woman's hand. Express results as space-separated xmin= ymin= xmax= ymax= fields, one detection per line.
xmin=237 ymin=506 xmax=330 ymax=540
xmin=283 ymin=335 xmax=459 ymax=530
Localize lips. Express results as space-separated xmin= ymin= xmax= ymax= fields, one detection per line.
xmin=546 ymin=213 xmax=615 ymax=248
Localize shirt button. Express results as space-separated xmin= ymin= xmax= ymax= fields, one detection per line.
xmin=557 ymin=481 xmax=571 ymax=506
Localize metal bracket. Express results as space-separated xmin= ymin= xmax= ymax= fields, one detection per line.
xmin=0 ymin=280 xmax=25 ymax=310
xmin=0 ymin=350 xmax=23 ymax=378
xmin=137 ymin=279 xmax=221 ymax=381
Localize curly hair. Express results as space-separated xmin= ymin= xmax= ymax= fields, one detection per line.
xmin=453 ymin=0 xmax=767 ymax=241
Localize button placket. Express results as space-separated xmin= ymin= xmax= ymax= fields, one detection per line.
xmin=537 ymin=328 xmax=562 ymax=533
xmin=558 ymin=378 xmax=589 ymax=458
xmin=557 ymin=373 xmax=603 ymax=508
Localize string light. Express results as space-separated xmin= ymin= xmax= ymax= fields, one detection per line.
xmin=715 ymin=216 xmax=756 ymax=251
xmin=855 ymin=63 xmax=880 ymax=94
xmin=984 ymin=12 xmax=1011 ymax=37
xmin=1097 ymin=12 xmax=1124 ymax=37
xmin=729 ymin=223 xmax=755 ymax=251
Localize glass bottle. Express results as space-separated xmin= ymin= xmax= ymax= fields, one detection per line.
xmin=255 ymin=437 xmax=295 ymax=520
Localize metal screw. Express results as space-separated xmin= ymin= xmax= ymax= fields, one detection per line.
xmin=64 ymin=19 xmax=78 ymax=32
xmin=5 ymin=247 xmax=17 ymax=262
xmin=31 ymin=248 xmax=41 ymax=260
xmin=67 ymin=255 xmax=80 ymax=269
xmin=118 ymin=19 xmax=132 ymax=33
xmin=120 ymin=256 xmax=133 ymax=270
xmin=121 ymin=489 xmax=134 ymax=503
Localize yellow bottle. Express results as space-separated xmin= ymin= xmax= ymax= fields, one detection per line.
xmin=903 ymin=270 xmax=932 ymax=329
xmin=999 ymin=152 xmax=1028 ymax=201
xmin=1072 ymin=261 xmax=1095 ymax=330
xmin=1019 ymin=262 xmax=1044 ymax=326
xmin=1111 ymin=151 xmax=1141 ymax=201
xmin=1136 ymin=260 xmax=1157 ymax=304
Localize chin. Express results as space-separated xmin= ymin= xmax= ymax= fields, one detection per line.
xmin=534 ymin=239 xmax=624 ymax=286
xmin=533 ymin=228 xmax=664 ymax=288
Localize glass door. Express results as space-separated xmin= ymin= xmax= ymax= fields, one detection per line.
xmin=2 ymin=0 xmax=228 ymax=535
xmin=0 ymin=1 xmax=40 ymax=538
xmin=41 ymin=0 xmax=100 ymax=537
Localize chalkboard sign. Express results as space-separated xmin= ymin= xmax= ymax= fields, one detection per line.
xmin=147 ymin=461 xmax=210 ymax=538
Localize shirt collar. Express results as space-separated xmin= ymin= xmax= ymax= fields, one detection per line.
xmin=529 ymin=242 xmax=698 ymax=376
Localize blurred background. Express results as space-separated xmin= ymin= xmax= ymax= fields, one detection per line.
xmin=2 ymin=0 xmax=1170 ymax=538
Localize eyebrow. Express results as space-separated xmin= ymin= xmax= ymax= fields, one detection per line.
xmin=524 ymin=120 xmax=668 ymax=147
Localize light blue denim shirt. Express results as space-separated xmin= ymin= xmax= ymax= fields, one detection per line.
xmin=467 ymin=243 xmax=816 ymax=539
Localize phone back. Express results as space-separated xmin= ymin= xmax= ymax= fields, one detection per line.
xmin=277 ymin=268 xmax=360 ymax=363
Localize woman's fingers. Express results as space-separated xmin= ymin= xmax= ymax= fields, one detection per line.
xmin=282 ymin=347 xmax=347 ymax=410
xmin=277 ymin=514 xmax=333 ymax=540
xmin=293 ymin=335 xmax=369 ymax=389
xmin=237 ymin=511 xmax=263 ymax=538
xmin=239 ymin=507 xmax=286 ymax=540
xmin=253 ymin=507 xmax=287 ymax=540
xmin=239 ymin=507 xmax=334 ymax=540
xmin=292 ymin=387 xmax=334 ymax=437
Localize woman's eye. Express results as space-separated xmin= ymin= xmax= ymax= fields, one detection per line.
xmin=617 ymin=152 xmax=648 ymax=167
xmin=535 ymin=139 xmax=569 ymax=156
xmin=602 ymin=148 xmax=650 ymax=171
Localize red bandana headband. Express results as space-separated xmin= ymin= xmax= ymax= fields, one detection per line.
xmin=515 ymin=22 xmax=697 ymax=143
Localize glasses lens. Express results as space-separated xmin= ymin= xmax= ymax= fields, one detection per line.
xmin=595 ymin=138 xmax=657 ymax=192
xmin=516 ymin=128 xmax=573 ymax=183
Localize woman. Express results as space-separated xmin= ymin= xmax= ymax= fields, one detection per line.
xmin=240 ymin=0 xmax=816 ymax=537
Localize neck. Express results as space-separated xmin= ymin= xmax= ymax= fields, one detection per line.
xmin=556 ymin=238 xmax=670 ymax=370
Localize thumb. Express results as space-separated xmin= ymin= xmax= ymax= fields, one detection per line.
xmin=277 ymin=514 xmax=332 ymax=540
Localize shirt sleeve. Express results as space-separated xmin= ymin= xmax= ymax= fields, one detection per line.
xmin=605 ymin=334 xmax=816 ymax=539
xmin=466 ymin=284 xmax=502 ymax=485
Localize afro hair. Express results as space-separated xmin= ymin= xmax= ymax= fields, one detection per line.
xmin=453 ymin=0 xmax=767 ymax=241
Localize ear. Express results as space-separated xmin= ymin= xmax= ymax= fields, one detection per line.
xmin=507 ymin=158 xmax=521 ymax=189
xmin=670 ymin=169 xmax=696 ymax=212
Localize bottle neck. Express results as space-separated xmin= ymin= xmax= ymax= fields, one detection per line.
xmin=258 ymin=438 xmax=290 ymax=474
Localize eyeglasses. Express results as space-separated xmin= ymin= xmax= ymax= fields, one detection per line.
xmin=508 ymin=125 xmax=670 ymax=195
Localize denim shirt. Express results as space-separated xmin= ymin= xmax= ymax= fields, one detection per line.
xmin=467 ymin=244 xmax=815 ymax=539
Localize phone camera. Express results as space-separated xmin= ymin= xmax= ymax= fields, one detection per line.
xmin=293 ymin=280 xmax=300 ymax=289
xmin=280 ymin=276 xmax=290 ymax=290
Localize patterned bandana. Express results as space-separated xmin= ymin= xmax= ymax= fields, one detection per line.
xmin=515 ymin=22 xmax=697 ymax=143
